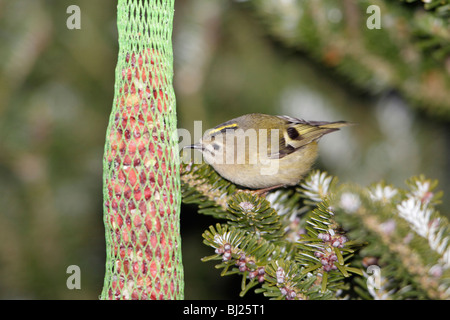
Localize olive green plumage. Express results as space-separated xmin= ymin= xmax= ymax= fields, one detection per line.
xmin=187 ymin=113 xmax=351 ymax=190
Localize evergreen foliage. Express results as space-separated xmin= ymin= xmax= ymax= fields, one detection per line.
xmin=181 ymin=163 xmax=450 ymax=299
xmin=241 ymin=0 xmax=450 ymax=117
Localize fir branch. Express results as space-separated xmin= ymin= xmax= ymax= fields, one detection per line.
xmin=180 ymin=162 xmax=237 ymax=217
xmin=397 ymin=0 xmax=450 ymax=18
xmin=298 ymin=170 xmax=335 ymax=204
xmin=333 ymin=182 xmax=450 ymax=299
xmin=296 ymin=200 xmax=363 ymax=294
xmin=397 ymin=197 xmax=434 ymax=239
xmin=266 ymin=188 xmax=305 ymax=218
xmin=226 ymin=192 xmax=284 ymax=240
xmin=397 ymin=176 xmax=450 ymax=268
xmin=368 ymin=182 xmax=399 ymax=204
xmin=257 ymin=260 xmax=330 ymax=300
xmin=193 ymin=170 xmax=361 ymax=299
xmin=241 ymin=0 xmax=450 ymax=117
xmin=404 ymin=175 xmax=442 ymax=206
xmin=266 ymin=189 xmax=308 ymax=243
xmin=183 ymin=163 xmax=450 ymax=299
xmin=201 ymin=223 xmax=288 ymax=297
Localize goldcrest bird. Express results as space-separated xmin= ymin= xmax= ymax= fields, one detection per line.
xmin=186 ymin=113 xmax=351 ymax=192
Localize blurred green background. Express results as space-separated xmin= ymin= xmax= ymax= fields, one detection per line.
xmin=0 ymin=0 xmax=449 ymax=299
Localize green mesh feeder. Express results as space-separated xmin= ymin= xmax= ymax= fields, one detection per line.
xmin=101 ymin=0 xmax=183 ymax=300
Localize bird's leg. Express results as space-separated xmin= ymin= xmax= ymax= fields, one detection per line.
xmin=247 ymin=184 xmax=284 ymax=197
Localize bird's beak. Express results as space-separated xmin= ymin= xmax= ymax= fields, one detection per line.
xmin=183 ymin=143 xmax=204 ymax=151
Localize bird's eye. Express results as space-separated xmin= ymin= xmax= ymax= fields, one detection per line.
xmin=212 ymin=143 xmax=220 ymax=150
xmin=287 ymin=127 xmax=300 ymax=140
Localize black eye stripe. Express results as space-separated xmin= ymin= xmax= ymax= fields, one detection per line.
xmin=287 ymin=127 xmax=300 ymax=140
